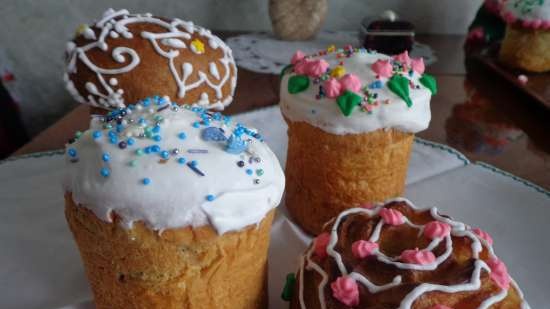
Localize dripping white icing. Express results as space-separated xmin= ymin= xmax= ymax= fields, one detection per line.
xmin=296 ymin=197 xmax=531 ymax=309
xmin=65 ymin=8 xmax=237 ymax=110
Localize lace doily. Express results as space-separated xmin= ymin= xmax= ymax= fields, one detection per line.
xmin=227 ymin=31 xmax=437 ymax=74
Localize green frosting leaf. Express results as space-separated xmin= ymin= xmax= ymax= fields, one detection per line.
xmin=288 ymin=75 xmax=310 ymax=94
xmin=336 ymin=90 xmax=362 ymax=117
xmin=387 ymin=75 xmax=412 ymax=107
xmin=420 ymin=74 xmax=438 ymax=95
xmin=280 ymin=64 xmax=293 ymax=79
xmin=281 ymin=273 xmax=296 ymax=301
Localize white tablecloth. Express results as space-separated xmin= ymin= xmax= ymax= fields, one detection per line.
xmin=1 ymin=106 xmax=548 ymax=309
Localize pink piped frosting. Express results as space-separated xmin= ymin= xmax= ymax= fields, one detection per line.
xmin=294 ymin=59 xmax=311 ymax=75
xmin=339 ymin=74 xmax=362 ymax=93
xmin=291 ymin=50 xmax=306 ymax=65
xmin=352 ymin=240 xmax=379 ymax=258
xmin=423 ymin=221 xmax=451 ymax=239
xmin=430 ymin=305 xmax=454 ymax=309
xmin=400 ymin=248 xmax=436 ymax=265
xmin=393 ymin=50 xmax=412 ymax=66
xmin=371 ymin=59 xmax=393 ymax=78
xmin=410 ymin=57 xmax=425 ymax=74
xmin=314 ymin=232 xmax=331 ymax=259
xmin=379 ymin=208 xmax=404 ymax=226
xmin=472 ymin=228 xmax=493 ymax=246
xmin=323 ymin=78 xmax=342 ymax=98
xmin=487 ymin=258 xmax=511 ymax=290
xmin=331 ymin=276 xmax=360 ymax=307
xmin=306 ymin=59 xmax=330 ymax=78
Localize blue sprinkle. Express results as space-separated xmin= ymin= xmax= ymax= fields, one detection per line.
xmin=213 ymin=112 xmax=222 ymax=120
xmin=138 ymin=117 xmax=147 ymax=125
xmin=152 ymin=125 xmax=161 ymax=133
xmin=205 ymin=194 xmax=216 ymax=202
xmin=144 ymin=147 xmax=152 ymax=154
xmin=192 ymin=121 xmax=201 ymax=128
xmin=246 ymin=169 xmax=253 ymax=175
xmin=127 ymin=138 xmax=135 ymax=146
xmin=160 ymin=151 xmax=170 ymax=159
xmin=142 ymin=98 xmax=151 ymax=107
xmin=109 ymin=136 xmax=118 ymax=144
xmin=102 ymin=153 xmax=110 ymax=162
xmin=108 ymin=130 xmax=117 ymax=137
xmin=153 ymin=135 xmax=162 ymax=142
xmin=142 ymin=178 xmax=151 ymax=185
xmin=116 ymin=124 xmax=124 ymax=132
xmin=177 ymin=157 xmax=186 ymax=164
xmin=92 ymin=131 xmax=102 ymax=139
xmin=100 ymin=168 xmax=110 ymax=178
xmin=178 ymin=132 xmax=187 ymax=140
xmin=151 ymin=145 xmax=161 ymax=153
xmin=187 ymin=162 xmax=205 ymax=176
xmin=202 ymin=127 xmax=227 ymax=142
xmin=67 ymin=148 xmax=77 ymax=157
xmin=368 ymin=80 xmax=384 ymax=89
xmin=190 ymin=160 xmax=198 ymax=167
xmin=226 ymin=135 xmax=249 ymax=154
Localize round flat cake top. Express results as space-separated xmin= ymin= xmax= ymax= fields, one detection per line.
xmin=280 ymin=46 xmax=436 ymax=135
xmin=63 ymin=96 xmax=285 ymax=234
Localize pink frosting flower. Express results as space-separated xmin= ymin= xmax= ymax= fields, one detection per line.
xmin=467 ymin=27 xmax=485 ymax=41
xmin=352 ymin=240 xmax=379 ymax=258
xmin=323 ymin=78 xmax=342 ymax=98
xmin=531 ymin=19 xmax=543 ymax=29
xmin=410 ymin=57 xmax=425 ymax=74
xmin=291 ymin=50 xmax=305 ymax=64
xmin=487 ymin=258 xmax=511 ymax=290
xmin=294 ymin=59 xmax=311 ymax=74
xmin=502 ymin=12 xmax=517 ymax=23
xmin=543 ymin=20 xmax=550 ymax=30
xmin=393 ymin=50 xmax=412 ymax=66
xmin=400 ymin=248 xmax=436 ymax=265
xmin=379 ymin=208 xmax=404 ymax=226
xmin=306 ymin=59 xmax=330 ymax=77
xmin=371 ymin=59 xmax=393 ymax=78
xmin=331 ymin=276 xmax=360 ymax=307
xmin=423 ymin=221 xmax=451 ymax=239
xmin=472 ymin=228 xmax=493 ymax=246
xmin=339 ymin=74 xmax=362 ymax=93
xmin=314 ymin=232 xmax=331 ymax=259
xmin=430 ymin=305 xmax=454 ymax=309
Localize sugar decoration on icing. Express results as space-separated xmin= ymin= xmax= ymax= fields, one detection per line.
xmin=64 ymin=96 xmax=284 ymax=234
xmin=65 ymin=9 xmax=237 ymax=110
xmin=292 ymin=197 xmax=531 ymax=309
xmin=283 ymin=46 xmax=437 ymax=117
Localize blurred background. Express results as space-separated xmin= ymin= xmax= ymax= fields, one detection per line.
xmin=0 ymin=0 xmax=481 ymax=144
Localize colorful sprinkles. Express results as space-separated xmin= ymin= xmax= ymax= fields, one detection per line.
xmin=284 ymin=46 xmax=437 ymax=117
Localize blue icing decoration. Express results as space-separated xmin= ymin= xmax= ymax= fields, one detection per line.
xmin=202 ymin=127 xmax=227 ymax=142
xmin=368 ymin=80 xmax=384 ymax=89
xmin=225 ymin=135 xmax=248 ymax=154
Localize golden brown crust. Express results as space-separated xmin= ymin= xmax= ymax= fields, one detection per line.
xmin=67 ymin=14 xmax=236 ymax=111
xmin=499 ymin=24 xmax=550 ymax=72
xmin=65 ymin=193 xmax=272 ymax=309
xmin=284 ymin=119 xmax=413 ymax=235
xmin=290 ymin=200 xmax=525 ymax=309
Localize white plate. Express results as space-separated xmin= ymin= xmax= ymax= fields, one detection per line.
xmin=0 ymin=107 xmax=547 ymax=309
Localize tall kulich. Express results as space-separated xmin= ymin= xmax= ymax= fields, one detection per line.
xmin=280 ymin=46 xmax=436 ymax=235
xmin=499 ymin=0 xmax=550 ymax=73
xmin=63 ymin=96 xmax=285 ymax=308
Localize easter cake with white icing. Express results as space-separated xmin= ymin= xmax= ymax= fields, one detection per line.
xmin=63 ymin=96 xmax=285 ymax=309
xmin=280 ymin=46 xmax=436 ymax=235
xmin=499 ymin=0 xmax=550 ymax=72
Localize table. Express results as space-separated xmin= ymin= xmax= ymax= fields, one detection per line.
xmin=12 ymin=33 xmax=550 ymax=190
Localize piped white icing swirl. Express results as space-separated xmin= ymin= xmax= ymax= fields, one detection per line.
xmin=63 ymin=97 xmax=285 ymax=234
xmin=280 ymin=49 xmax=433 ymax=135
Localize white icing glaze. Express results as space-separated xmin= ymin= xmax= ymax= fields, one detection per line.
xmin=63 ymin=98 xmax=285 ymax=234
xmin=280 ymin=50 xmax=432 ymax=135
xmin=296 ymin=197 xmax=531 ymax=309
xmin=65 ymin=9 xmax=237 ymax=110
xmin=502 ymin=0 xmax=550 ymax=24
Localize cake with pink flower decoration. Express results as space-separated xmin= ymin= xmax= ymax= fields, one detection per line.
xmin=500 ymin=0 xmax=550 ymax=72
xmin=284 ymin=198 xmax=531 ymax=309
xmin=280 ymin=46 xmax=437 ymax=235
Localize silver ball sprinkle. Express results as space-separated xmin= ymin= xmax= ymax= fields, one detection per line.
xmin=171 ymin=148 xmax=180 ymax=155
xmin=253 ymin=179 xmax=260 ymax=184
